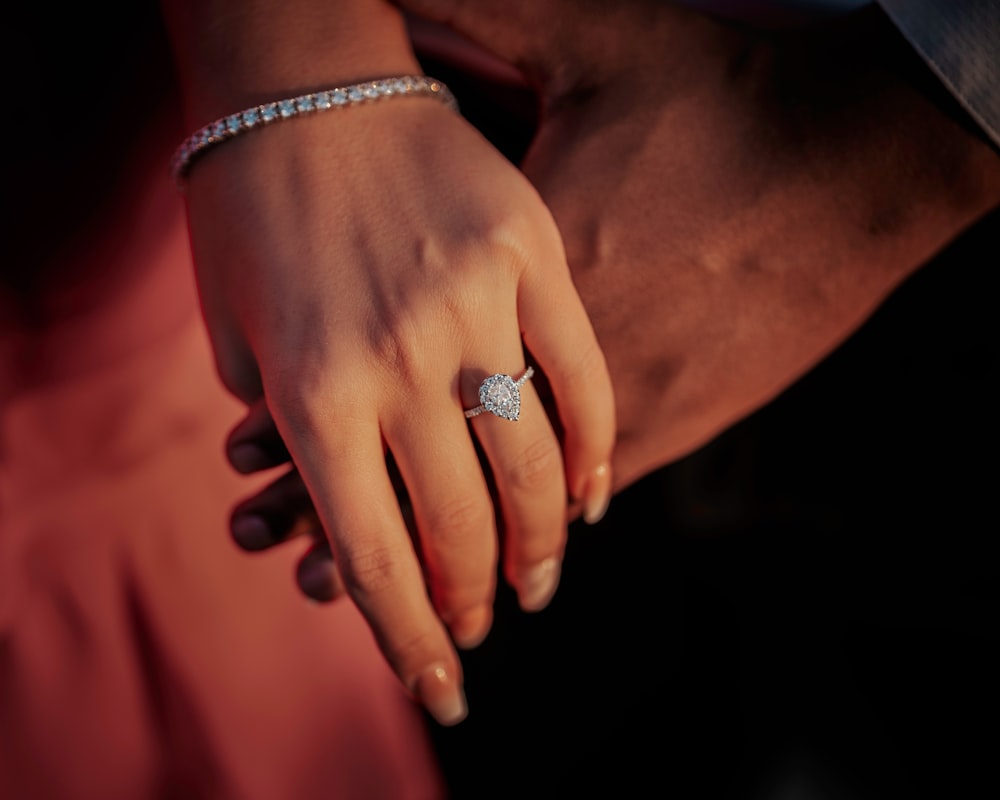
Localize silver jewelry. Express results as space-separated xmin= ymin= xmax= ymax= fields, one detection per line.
xmin=464 ymin=367 xmax=534 ymax=421
xmin=170 ymin=75 xmax=459 ymax=187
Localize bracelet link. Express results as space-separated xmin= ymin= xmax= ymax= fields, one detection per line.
xmin=170 ymin=75 xmax=459 ymax=188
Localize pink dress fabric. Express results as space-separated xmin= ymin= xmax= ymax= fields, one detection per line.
xmin=0 ymin=104 xmax=445 ymax=800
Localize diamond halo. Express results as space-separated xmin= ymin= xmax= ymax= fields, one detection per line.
xmin=464 ymin=367 xmax=534 ymax=421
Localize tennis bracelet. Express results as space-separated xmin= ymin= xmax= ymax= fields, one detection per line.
xmin=170 ymin=75 xmax=458 ymax=187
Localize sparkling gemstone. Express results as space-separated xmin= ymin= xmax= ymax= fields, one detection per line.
xmin=226 ymin=115 xmax=241 ymax=134
xmin=314 ymin=91 xmax=331 ymax=109
xmin=480 ymin=374 xmax=521 ymax=421
xmin=296 ymin=95 xmax=315 ymax=112
xmin=211 ymin=121 xmax=227 ymax=138
xmin=392 ymin=79 xmax=408 ymax=93
xmin=347 ymin=87 xmax=363 ymax=102
xmin=363 ymin=84 xmax=379 ymax=99
xmin=242 ymin=109 xmax=260 ymax=127
xmin=278 ymin=100 xmax=296 ymax=118
xmin=261 ymin=104 xmax=278 ymax=122
xmin=332 ymin=90 xmax=347 ymax=105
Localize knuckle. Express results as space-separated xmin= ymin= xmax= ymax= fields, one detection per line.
xmin=480 ymin=217 xmax=536 ymax=278
xmin=267 ymin=379 xmax=336 ymax=439
xmin=504 ymin=436 xmax=564 ymax=493
xmin=567 ymin=338 xmax=611 ymax=391
xmin=422 ymin=495 xmax=494 ymax=554
xmin=337 ymin=539 xmax=414 ymax=601
xmin=265 ymin=358 xmax=370 ymax=437
xmin=363 ymin=307 xmax=432 ymax=387
xmin=450 ymin=211 xmax=539 ymax=285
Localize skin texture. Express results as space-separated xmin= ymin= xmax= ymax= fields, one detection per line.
xmin=224 ymin=0 xmax=1000 ymax=614
xmin=159 ymin=0 xmax=615 ymax=726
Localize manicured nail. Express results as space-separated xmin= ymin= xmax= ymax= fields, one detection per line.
xmin=228 ymin=442 xmax=273 ymax=474
xmin=448 ymin=604 xmax=493 ymax=650
xmin=415 ymin=664 xmax=468 ymax=726
xmin=515 ymin=557 xmax=561 ymax=612
xmin=582 ymin=463 xmax=611 ymax=525
xmin=230 ymin=514 xmax=274 ymax=550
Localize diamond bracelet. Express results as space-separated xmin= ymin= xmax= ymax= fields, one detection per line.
xmin=170 ymin=75 xmax=459 ymax=187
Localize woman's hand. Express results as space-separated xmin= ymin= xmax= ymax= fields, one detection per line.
xmin=183 ymin=90 xmax=613 ymax=725
xmin=160 ymin=0 xmax=614 ymax=727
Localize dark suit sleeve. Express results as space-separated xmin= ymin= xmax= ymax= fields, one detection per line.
xmin=877 ymin=0 xmax=1000 ymax=149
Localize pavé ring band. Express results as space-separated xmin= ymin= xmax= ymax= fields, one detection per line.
xmin=464 ymin=367 xmax=534 ymax=421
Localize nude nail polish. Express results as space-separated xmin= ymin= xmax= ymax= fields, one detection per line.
xmin=515 ymin=557 xmax=561 ymax=612
xmin=582 ymin=463 xmax=611 ymax=525
xmin=415 ymin=664 xmax=468 ymax=727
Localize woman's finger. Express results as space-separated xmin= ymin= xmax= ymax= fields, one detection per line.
xmin=273 ymin=392 xmax=468 ymax=727
xmin=519 ymin=254 xmax=615 ymax=526
xmin=465 ymin=364 xmax=568 ymax=613
xmin=384 ymin=381 xmax=499 ymax=650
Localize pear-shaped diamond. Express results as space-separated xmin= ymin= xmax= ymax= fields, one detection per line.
xmin=480 ymin=374 xmax=521 ymax=421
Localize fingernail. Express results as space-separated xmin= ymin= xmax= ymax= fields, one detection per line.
xmin=415 ymin=663 xmax=468 ymax=726
xmin=448 ymin=605 xmax=493 ymax=650
xmin=581 ymin=463 xmax=611 ymax=525
xmin=230 ymin=514 xmax=274 ymax=550
xmin=228 ymin=442 xmax=272 ymax=473
xmin=515 ymin=557 xmax=561 ymax=612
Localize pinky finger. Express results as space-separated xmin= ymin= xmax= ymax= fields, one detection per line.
xmin=520 ymin=271 xmax=615 ymax=525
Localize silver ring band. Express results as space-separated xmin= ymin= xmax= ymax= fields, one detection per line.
xmin=464 ymin=367 xmax=534 ymax=421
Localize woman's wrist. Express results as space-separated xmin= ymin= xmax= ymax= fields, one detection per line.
xmin=171 ymin=75 xmax=458 ymax=185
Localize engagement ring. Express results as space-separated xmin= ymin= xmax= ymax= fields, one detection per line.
xmin=464 ymin=367 xmax=534 ymax=421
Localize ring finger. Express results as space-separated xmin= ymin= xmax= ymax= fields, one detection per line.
xmin=464 ymin=361 xmax=568 ymax=613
